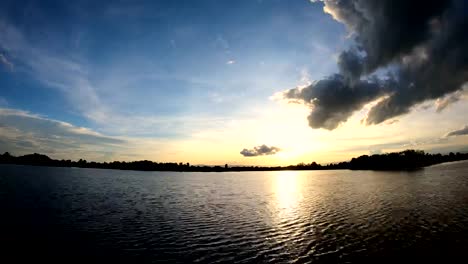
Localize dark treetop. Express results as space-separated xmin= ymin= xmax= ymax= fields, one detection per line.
xmin=1 ymin=150 xmax=467 ymax=172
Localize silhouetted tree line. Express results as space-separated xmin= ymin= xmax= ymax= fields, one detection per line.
xmin=0 ymin=150 xmax=467 ymax=172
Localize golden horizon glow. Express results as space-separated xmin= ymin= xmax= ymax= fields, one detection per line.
xmin=3 ymin=94 xmax=466 ymax=166
xmin=133 ymin=96 xmax=468 ymax=166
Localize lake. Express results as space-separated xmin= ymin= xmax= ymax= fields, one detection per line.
xmin=1 ymin=161 xmax=468 ymax=263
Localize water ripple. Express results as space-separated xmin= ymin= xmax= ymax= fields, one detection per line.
xmin=1 ymin=161 xmax=468 ymax=262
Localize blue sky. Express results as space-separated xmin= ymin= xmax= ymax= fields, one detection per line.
xmin=0 ymin=0 xmax=343 ymax=127
xmin=0 ymin=0 xmax=467 ymax=164
xmin=1 ymin=1 xmax=343 ymax=126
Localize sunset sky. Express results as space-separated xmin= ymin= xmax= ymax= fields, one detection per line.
xmin=0 ymin=0 xmax=467 ymax=165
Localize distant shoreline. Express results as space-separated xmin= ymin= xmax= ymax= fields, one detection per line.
xmin=427 ymin=159 xmax=468 ymax=167
xmin=1 ymin=150 xmax=468 ymax=172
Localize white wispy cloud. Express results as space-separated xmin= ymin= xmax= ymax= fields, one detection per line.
xmin=0 ymin=108 xmax=127 ymax=160
xmin=0 ymin=107 xmax=241 ymax=163
xmin=0 ymin=19 xmax=105 ymax=119
xmin=0 ymin=53 xmax=13 ymax=70
xmin=215 ymin=35 xmax=230 ymax=51
xmin=0 ymin=19 xmax=241 ymax=139
xmin=0 ymin=108 xmax=125 ymax=143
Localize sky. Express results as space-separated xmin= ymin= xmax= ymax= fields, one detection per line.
xmin=0 ymin=0 xmax=467 ymax=165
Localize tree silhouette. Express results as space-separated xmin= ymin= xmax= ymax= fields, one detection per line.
xmin=0 ymin=150 xmax=467 ymax=172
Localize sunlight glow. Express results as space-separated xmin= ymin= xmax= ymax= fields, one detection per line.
xmin=272 ymin=171 xmax=304 ymax=218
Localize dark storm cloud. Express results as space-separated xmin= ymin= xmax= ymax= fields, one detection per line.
xmin=284 ymin=74 xmax=387 ymax=130
xmin=323 ymin=0 xmax=450 ymax=72
xmin=445 ymin=125 xmax=468 ymax=137
xmin=337 ymin=50 xmax=364 ymax=82
xmin=240 ymin=145 xmax=280 ymax=157
xmin=283 ymin=0 xmax=468 ymax=129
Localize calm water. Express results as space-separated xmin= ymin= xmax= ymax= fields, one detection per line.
xmin=1 ymin=161 xmax=468 ymax=263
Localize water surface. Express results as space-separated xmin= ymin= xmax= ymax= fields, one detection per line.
xmin=1 ymin=161 xmax=468 ymax=263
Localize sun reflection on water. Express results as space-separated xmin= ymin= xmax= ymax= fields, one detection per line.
xmin=272 ymin=171 xmax=304 ymax=219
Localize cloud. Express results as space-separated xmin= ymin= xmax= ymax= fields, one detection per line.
xmin=226 ymin=60 xmax=235 ymax=65
xmin=346 ymin=136 xmax=452 ymax=154
xmin=282 ymin=0 xmax=468 ymax=129
xmin=435 ymin=85 xmax=468 ymax=112
xmin=0 ymin=53 xmax=13 ymax=70
xmin=385 ymin=119 xmax=399 ymax=125
xmin=240 ymin=144 xmax=281 ymax=157
xmin=215 ymin=35 xmax=230 ymax=51
xmin=0 ymin=108 xmax=126 ymax=158
xmin=0 ymin=20 xmax=161 ymax=138
xmin=282 ymin=74 xmax=388 ymax=130
xmin=0 ymin=20 xmax=105 ymax=120
xmin=445 ymin=125 xmax=468 ymax=137
xmin=0 ymin=107 xmax=246 ymax=163
xmin=0 ymin=20 xmax=245 ymax=139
